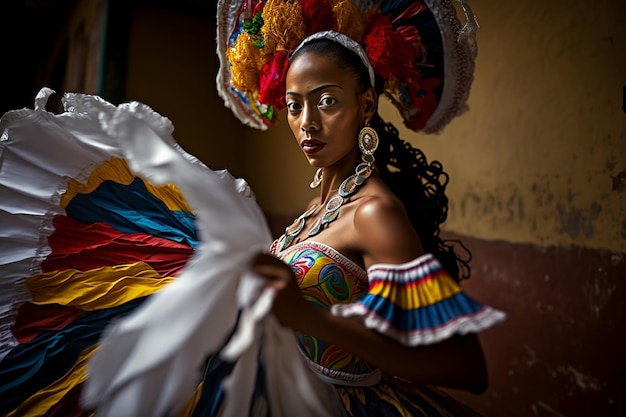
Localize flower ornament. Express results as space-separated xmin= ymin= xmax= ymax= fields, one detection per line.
xmin=216 ymin=0 xmax=478 ymax=134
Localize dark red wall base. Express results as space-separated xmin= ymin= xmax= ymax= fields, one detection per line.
xmin=440 ymin=232 xmax=625 ymax=417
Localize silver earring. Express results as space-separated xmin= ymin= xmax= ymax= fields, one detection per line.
xmin=309 ymin=168 xmax=322 ymax=188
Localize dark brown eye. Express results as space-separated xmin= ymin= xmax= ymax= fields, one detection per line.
xmin=318 ymin=97 xmax=337 ymax=108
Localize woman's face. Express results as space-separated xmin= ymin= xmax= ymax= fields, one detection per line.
xmin=285 ymin=50 xmax=375 ymax=170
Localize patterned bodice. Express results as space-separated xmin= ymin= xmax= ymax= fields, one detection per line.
xmin=270 ymin=239 xmax=506 ymax=386
xmin=270 ymin=240 xmax=379 ymax=381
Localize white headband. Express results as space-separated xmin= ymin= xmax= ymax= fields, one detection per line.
xmin=290 ymin=30 xmax=376 ymax=88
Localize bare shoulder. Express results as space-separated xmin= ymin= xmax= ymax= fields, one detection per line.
xmin=352 ymin=185 xmax=423 ymax=267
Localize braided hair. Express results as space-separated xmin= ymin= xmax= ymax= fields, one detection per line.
xmin=290 ymin=38 xmax=471 ymax=281
xmin=371 ymin=114 xmax=471 ymax=281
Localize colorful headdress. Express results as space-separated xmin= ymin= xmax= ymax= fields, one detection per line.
xmin=216 ymin=0 xmax=478 ymax=134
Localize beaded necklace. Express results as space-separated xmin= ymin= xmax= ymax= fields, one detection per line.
xmin=275 ymin=158 xmax=373 ymax=252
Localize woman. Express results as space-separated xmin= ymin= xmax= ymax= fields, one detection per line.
xmin=247 ymin=31 xmax=500 ymax=415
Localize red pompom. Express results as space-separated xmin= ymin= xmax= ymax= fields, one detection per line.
xmin=300 ymin=0 xmax=336 ymax=34
xmin=362 ymin=13 xmax=421 ymax=82
xmin=259 ymin=50 xmax=288 ymax=110
xmin=405 ymin=78 xmax=441 ymax=131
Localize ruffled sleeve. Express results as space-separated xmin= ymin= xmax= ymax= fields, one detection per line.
xmin=330 ymin=253 xmax=506 ymax=346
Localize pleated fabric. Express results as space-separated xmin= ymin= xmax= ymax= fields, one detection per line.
xmin=0 ymin=152 xmax=195 ymax=416
xmin=0 ymin=88 xmax=346 ymax=417
xmin=332 ymin=254 xmax=507 ymax=346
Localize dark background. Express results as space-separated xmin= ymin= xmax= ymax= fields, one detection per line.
xmin=0 ymin=0 xmax=73 ymax=114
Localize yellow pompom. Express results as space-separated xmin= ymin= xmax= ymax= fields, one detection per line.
xmin=262 ymin=0 xmax=306 ymax=52
xmin=226 ymin=32 xmax=265 ymax=93
xmin=332 ymin=0 xmax=365 ymax=42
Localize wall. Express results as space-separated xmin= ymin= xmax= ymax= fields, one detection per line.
xmin=123 ymin=6 xmax=250 ymax=178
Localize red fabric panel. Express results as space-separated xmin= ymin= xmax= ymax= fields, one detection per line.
xmin=42 ymin=215 xmax=193 ymax=277
xmin=11 ymin=303 xmax=82 ymax=343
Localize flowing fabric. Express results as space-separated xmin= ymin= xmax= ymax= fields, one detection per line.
xmin=0 ymin=88 xmax=344 ymax=417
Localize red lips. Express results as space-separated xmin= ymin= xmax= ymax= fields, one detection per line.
xmin=301 ymin=139 xmax=325 ymax=155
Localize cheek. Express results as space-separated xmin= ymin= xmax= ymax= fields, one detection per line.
xmin=330 ymin=114 xmax=361 ymax=142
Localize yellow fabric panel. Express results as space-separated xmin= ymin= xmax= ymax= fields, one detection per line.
xmin=60 ymin=157 xmax=192 ymax=213
xmin=369 ymin=271 xmax=461 ymax=309
xmin=5 ymin=345 xmax=98 ymax=417
xmin=27 ymin=262 xmax=174 ymax=310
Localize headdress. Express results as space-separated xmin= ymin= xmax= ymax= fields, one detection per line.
xmin=216 ymin=0 xmax=479 ymax=134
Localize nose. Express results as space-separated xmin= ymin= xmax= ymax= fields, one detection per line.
xmin=300 ymin=104 xmax=318 ymax=135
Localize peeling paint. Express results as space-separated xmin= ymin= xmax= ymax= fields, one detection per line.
xmin=611 ymin=253 xmax=624 ymax=265
xmin=611 ymin=170 xmax=626 ymax=191
xmin=531 ymin=401 xmax=565 ymax=417
xmin=558 ymin=365 xmax=603 ymax=391
xmin=449 ymin=173 xmax=624 ymax=251
xmin=555 ymin=199 xmax=602 ymax=239
xmin=580 ymin=269 xmax=617 ymax=317
xmin=523 ymin=344 xmax=537 ymax=367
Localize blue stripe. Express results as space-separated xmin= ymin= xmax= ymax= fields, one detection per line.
xmin=65 ymin=177 xmax=198 ymax=249
xmin=0 ymin=298 xmax=146 ymax=413
xmin=358 ymin=292 xmax=485 ymax=332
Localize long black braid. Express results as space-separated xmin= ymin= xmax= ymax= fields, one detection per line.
xmin=291 ymin=38 xmax=471 ymax=281
xmin=371 ymin=114 xmax=471 ymax=282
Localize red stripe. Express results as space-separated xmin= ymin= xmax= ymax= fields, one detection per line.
xmin=369 ymin=272 xmax=438 ymax=291
xmin=11 ymin=302 xmax=82 ymax=343
xmin=42 ymin=215 xmax=193 ymax=277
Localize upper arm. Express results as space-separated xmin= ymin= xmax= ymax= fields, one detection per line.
xmin=353 ymin=196 xmax=424 ymax=267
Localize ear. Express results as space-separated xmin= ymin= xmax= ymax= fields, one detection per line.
xmin=361 ymin=87 xmax=377 ymax=122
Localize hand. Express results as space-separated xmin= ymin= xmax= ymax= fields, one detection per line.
xmin=250 ymin=252 xmax=315 ymax=331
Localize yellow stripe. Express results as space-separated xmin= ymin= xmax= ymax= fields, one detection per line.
xmin=27 ymin=262 xmax=174 ymax=310
xmin=369 ymin=272 xmax=461 ymax=309
xmin=5 ymin=345 xmax=98 ymax=417
xmin=60 ymin=157 xmax=192 ymax=213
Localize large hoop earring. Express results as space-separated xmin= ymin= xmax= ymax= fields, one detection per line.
xmin=309 ymin=168 xmax=322 ymax=189
xmin=358 ymin=125 xmax=379 ymax=165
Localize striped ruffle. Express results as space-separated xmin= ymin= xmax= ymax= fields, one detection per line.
xmin=0 ymin=153 xmax=195 ymax=416
xmin=331 ymin=253 xmax=506 ymax=346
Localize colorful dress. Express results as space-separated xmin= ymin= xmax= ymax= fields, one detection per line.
xmin=271 ymin=240 xmax=504 ymax=417
xmin=0 ymin=89 xmax=504 ymax=417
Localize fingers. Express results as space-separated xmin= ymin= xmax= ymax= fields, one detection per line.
xmin=251 ymin=252 xmax=285 ymax=267
xmin=250 ymin=252 xmax=293 ymax=286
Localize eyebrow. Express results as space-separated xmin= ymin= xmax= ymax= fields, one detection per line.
xmin=285 ymin=84 xmax=343 ymax=97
